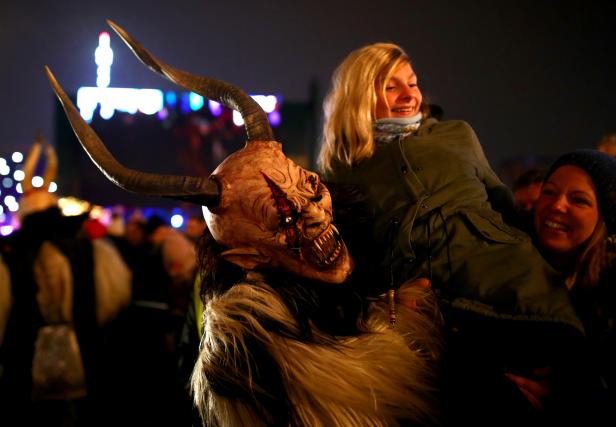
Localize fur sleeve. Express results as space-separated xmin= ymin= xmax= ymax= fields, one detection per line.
xmin=192 ymin=280 xmax=441 ymax=427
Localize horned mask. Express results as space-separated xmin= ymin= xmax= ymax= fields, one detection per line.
xmin=46 ymin=20 xmax=353 ymax=284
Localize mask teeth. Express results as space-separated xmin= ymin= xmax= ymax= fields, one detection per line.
xmin=309 ymin=224 xmax=342 ymax=266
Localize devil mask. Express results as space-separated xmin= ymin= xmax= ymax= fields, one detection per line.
xmin=46 ymin=20 xmax=353 ymax=284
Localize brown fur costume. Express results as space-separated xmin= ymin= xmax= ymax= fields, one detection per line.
xmin=46 ymin=21 xmax=442 ymax=426
xmin=192 ymin=274 xmax=441 ymax=426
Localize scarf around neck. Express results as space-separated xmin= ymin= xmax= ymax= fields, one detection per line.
xmin=373 ymin=114 xmax=423 ymax=144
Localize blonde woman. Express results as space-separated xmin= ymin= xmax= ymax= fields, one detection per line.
xmin=319 ymin=42 xmax=586 ymax=425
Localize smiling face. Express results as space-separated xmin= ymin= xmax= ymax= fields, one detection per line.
xmin=204 ymin=141 xmax=353 ymax=284
xmin=375 ymin=62 xmax=423 ymax=120
xmin=533 ymin=165 xmax=600 ymax=256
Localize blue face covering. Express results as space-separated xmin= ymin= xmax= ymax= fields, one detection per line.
xmin=373 ymin=113 xmax=423 ymax=144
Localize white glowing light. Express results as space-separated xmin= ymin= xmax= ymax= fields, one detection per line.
xmin=95 ymin=32 xmax=113 ymax=88
xmin=32 ymin=176 xmax=44 ymax=188
xmin=0 ymin=225 xmax=13 ymax=236
xmin=77 ymin=87 xmax=164 ymax=121
xmin=252 ymin=95 xmax=278 ymax=113
xmin=231 ymin=95 xmax=279 ymax=126
xmin=232 ymin=110 xmax=244 ymax=127
xmin=16 ymin=183 xmax=22 ymax=194
xmin=95 ymin=33 xmax=112 ymax=66
xmin=62 ymin=205 xmax=83 ymax=216
xmin=49 ymin=182 xmax=57 ymax=193
xmin=97 ymin=71 xmax=111 ymax=89
xmin=0 ymin=206 xmax=3 ymax=215
xmin=58 ymin=197 xmax=91 ymax=217
xmin=138 ymin=89 xmax=165 ymax=115
xmin=170 ymin=214 xmax=184 ymax=228
xmin=0 ymin=157 xmax=6 ymax=165
xmin=77 ymin=32 xmax=280 ymax=127
xmin=4 ymin=195 xmax=16 ymax=205
xmin=0 ymin=164 xmax=10 ymax=176
xmin=13 ymin=170 xmax=25 ymax=182
xmin=100 ymin=103 xmax=115 ymax=120
xmin=12 ymin=152 xmax=24 ymax=163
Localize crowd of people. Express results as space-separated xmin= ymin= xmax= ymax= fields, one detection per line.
xmin=1 ymin=24 xmax=615 ymax=427
xmin=0 ymin=139 xmax=200 ymax=426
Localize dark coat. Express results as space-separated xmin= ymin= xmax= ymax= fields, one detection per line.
xmin=326 ymin=119 xmax=580 ymax=329
xmin=325 ymin=118 xmax=586 ymax=425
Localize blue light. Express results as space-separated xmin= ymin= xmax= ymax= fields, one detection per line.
xmin=189 ymin=92 xmax=204 ymax=111
xmin=180 ymin=92 xmax=191 ymax=114
xmin=165 ymin=91 xmax=177 ymax=108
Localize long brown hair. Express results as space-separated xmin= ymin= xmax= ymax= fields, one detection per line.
xmin=566 ymin=220 xmax=612 ymax=289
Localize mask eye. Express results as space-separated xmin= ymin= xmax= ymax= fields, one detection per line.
xmin=307 ymin=174 xmax=319 ymax=192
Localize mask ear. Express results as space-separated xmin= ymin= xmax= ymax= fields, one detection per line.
xmin=221 ymin=247 xmax=271 ymax=270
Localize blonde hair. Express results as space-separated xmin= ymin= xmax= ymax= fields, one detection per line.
xmin=318 ymin=43 xmax=413 ymax=173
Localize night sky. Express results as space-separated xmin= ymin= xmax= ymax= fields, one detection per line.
xmin=1 ymin=0 xmax=615 ymax=179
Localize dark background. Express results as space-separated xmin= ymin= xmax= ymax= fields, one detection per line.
xmin=1 ymin=0 xmax=615 ymax=187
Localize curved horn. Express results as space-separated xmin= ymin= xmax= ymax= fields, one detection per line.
xmin=45 ymin=66 xmax=220 ymax=206
xmin=22 ymin=134 xmax=44 ymax=193
xmin=42 ymin=138 xmax=57 ymax=191
xmin=107 ymin=19 xmax=274 ymax=142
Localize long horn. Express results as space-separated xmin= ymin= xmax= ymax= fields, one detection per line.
xmin=22 ymin=134 xmax=44 ymax=193
xmin=42 ymin=138 xmax=57 ymax=191
xmin=45 ymin=66 xmax=220 ymax=206
xmin=107 ymin=19 xmax=274 ymax=142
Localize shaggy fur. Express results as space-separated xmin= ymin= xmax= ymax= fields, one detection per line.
xmin=192 ymin=277 xmax=442 ymax=426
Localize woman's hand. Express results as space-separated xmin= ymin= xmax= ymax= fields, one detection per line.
xmin=505 ymin=367 xmax=553 ymax=410
xmin=398 ymin=278 xmax=431 ymax=310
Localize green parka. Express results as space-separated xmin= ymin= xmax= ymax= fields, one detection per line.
xmin=325 ymin=118 xmax=584 ymax=354
xmin=325 ymin=118 xmax=589 ymax=424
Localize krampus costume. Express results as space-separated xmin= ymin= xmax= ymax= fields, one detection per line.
xmin=46 ymin=21 xmax=442 ymax=426
xmin=0 ymin=136 xmax=131 ymax=426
